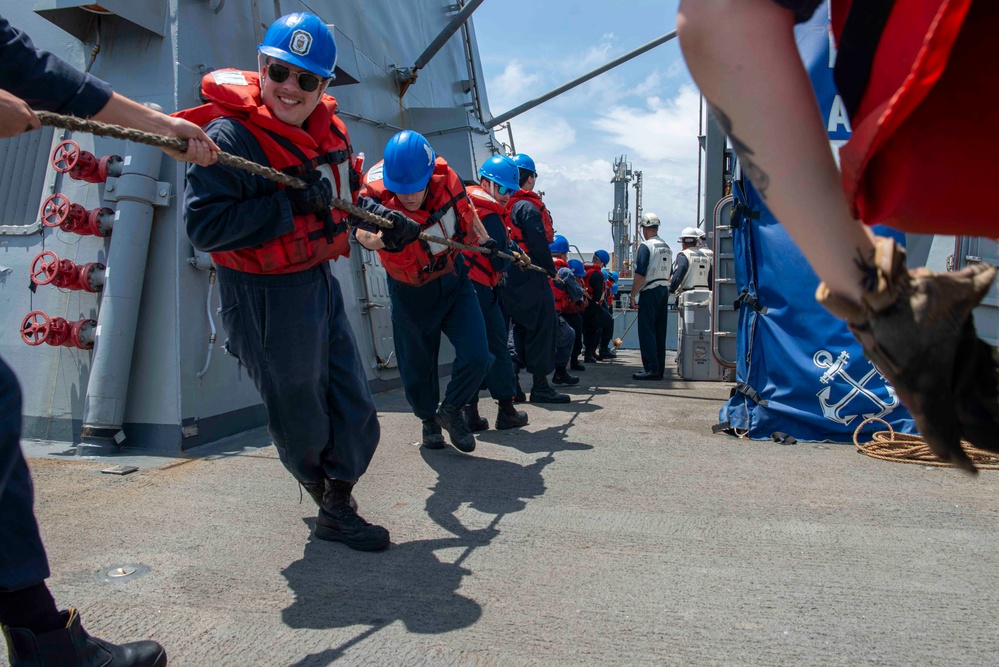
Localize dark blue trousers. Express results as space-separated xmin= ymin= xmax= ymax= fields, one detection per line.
xmin=388 ymin=269 xmax=492 ymax=420
xmin=563 ymin=312 xmax=584 ymax=361
xmin=217 ymin=263 xmax=380 ymax=484
xmin=555 ymin=316 xmax=575 ymax=367
xmin=0 ymin=357 xmax=49 ymax=592
xmin=472 ymin=281 xmax=515 ymax=401
xmin=638 ymin=285 xmax=671 ymax=376
xmin=501 ymin=272 xmax=557 ymax=376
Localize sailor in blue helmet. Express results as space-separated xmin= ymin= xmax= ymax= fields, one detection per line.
xmin=582 ymin=250 xmax=614 ymax=362
xmin=501 ymin=153 xmax=571 ymax=404
xmin=184 ymin=12 xmax=398 ymax=552
xmin=0 ymin=13 xmax=220 ymax=667
xmin=597 ymin=269 xmax=620 ymax=359
xmin=629 ymin=213 xmax=674 ymax=380
xmin=460 ymin=155 xmax=529 ymax=432
xmin=565 ymin=258 xmax=589 ymax=370
xmin=353 ymin=130 xmax=495 ymax=454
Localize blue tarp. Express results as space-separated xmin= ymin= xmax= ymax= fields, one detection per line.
xmin=718 ymin=5 xmax=916 ymax=442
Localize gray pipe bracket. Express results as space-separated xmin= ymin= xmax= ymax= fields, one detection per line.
xmin=103 ymin=177 xmax=173 ymax=208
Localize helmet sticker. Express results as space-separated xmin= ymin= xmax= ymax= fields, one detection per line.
xmin=424 ymin=143 xmax=434 ymax=165
xmin=290 ymin=30 xmax=312 ymax=56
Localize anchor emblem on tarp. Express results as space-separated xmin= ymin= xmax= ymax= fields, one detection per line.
xmin=813 ymin=350 xmax=899 ymax=425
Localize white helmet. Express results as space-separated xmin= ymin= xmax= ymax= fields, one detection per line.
xmin=639 ymin=212 xmax=661 ymax=228
xmin=679 ymin=226 xmax=700 ymax=242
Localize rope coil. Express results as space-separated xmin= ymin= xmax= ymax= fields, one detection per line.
xmin=35 ymin=111 xmax=550 ymax=276
xmin=853 ymin=417 xmax=999 ymax=469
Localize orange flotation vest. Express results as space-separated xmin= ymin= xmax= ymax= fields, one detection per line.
xmin=176 ymin=69 xmax=356 ymax=273
xmin=507 ymin=189 xmax=555 ymax=244
xmin=366 ymin=157 xmax=476 ymax=287
xmin=833 ymin=0 xmax=997 ymax=236
xmin=463 ymin=185 xmax=507 ymax=288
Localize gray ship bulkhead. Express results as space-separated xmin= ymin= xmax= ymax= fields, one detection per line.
xmin=0 ymin=1 xmax=501 ymax=452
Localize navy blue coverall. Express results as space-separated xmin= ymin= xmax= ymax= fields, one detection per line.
xmin=583 ymin=269 xmax=613 ymax=357
xmin=0 ymin=15 xmax=113 ymax=594
xmin=636 ymin=244 xmax=672 ymax=378
xmin=185 ymin=118 xmax=381 ymax=485
xmin=467 ymin=210 xmax=516 ymax=402
xmin=553 ymin=267 xmax=583 ymax=367
xmin=501 ymin=199 xmax=558 ymax=376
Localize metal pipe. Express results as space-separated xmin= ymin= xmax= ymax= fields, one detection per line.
xmin=80 ymin=138 xmax=165 ymax=448
xmin=485 ymin=30 xmax=678 ymax=129
xmin=413 ymin=0 xmax=488 ymax=71
xmin=197 ymin=270 xmax=217 ymax=379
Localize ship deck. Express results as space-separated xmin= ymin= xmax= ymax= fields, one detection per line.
xmin=11 ymin=350 xmax=999 ymax=666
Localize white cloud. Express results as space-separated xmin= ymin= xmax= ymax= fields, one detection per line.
xmin=489 ymin=61 xmax=544 ymax=112
xmin=592 ymin=84 xmax=701 ymax=163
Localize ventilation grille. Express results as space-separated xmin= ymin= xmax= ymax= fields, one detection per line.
xmin=0 ymin=127 xmax=55 ymax=228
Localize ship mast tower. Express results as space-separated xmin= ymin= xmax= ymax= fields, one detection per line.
xmin=609 ymin=155 xmax=633 ymax=274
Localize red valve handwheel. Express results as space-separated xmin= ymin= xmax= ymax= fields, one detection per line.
xmin=21 ymin=311 xmax=50 ymax=346
xmin=51 ymin=140 xmax=81 ymax=173
xmin=40 ymin=194 xmax=71 ymax=228
xmin=30 ymin=250 xmax=60 ymax=286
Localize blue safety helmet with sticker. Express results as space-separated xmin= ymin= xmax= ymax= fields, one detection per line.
xmin=568 ymin=259 xmax=585 ymax=277
xmin=512 ymin=153 xmax=537 ymax=175
xmin=549 ymin=234 xmax=569 ymax=254
xmin=259 ymin=13 xmax=337 ymax=78
xmin=594 ymin=249 xmax=610 ymax=266
xmin=609 ymin=271 xmax=619 ymax=282
xmin=478 ymin=155 xmax=520 ymax=194
xmin=382 ymin=130 xmax=436 ymax=195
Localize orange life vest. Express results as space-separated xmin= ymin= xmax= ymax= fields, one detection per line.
xmin=176 ymin=69 xmax=356 ymax=273
xmin=507 ymin=189 xmax=555 ymax=244
xmin=366 ymin=157 xmax=476 ymax=287
xmin=584 ymin=263 xmax=605 ymax=303
xmin=833 ymin=0 xmax=997 ymax=235
xmin=361 ymin=159 xmax=390 ymax=203
xmin=463 ymin=185 xmax=507 ymax=288
xmin=551 ymin=258 xmax=569 ymax=312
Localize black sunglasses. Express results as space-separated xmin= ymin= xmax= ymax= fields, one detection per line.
xmin=264 ymin=62 xmax=324 ymax=93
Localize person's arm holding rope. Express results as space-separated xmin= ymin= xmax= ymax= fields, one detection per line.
xmin=0 ymin=16 xmax=216 ymax=166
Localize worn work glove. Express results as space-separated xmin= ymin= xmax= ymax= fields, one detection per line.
xmin=816 ymin=236 xmax=999 ymax=472
xmin=510 ymin=251 xmax=532 ymax=269
xmin=286 ymin=171 xmax=333 ymax=216
xmin=479 ymin=238 xmax=499 ymax=254
xmin=379 ymin=210 xmax=423 ymax=252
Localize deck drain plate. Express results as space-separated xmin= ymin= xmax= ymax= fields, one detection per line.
xmin=96 ymin=563 xmax=149 ymax=583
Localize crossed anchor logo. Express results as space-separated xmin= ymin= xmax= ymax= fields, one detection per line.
xmin=813 ymin=350 xmax=899 ymax=425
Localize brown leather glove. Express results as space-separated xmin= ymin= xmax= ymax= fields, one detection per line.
xmin=816 ymin=236 xmax=998 ymax=472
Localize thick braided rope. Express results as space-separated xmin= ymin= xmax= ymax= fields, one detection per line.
xmin=36 ymin=111 xmax=546 ymax=274
xmin=852 ymin=418 xmax=999 ymax=470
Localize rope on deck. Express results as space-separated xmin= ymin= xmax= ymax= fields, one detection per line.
xmin=35 ymin=111 xmax=547 ymax=276
xmin=852 ymin=417 xmax=999 ymax=469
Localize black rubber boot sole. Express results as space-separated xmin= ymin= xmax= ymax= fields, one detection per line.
xmin=315 ymin=520 xmax=390 ymax=551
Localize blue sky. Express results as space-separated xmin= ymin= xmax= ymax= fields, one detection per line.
xmin=471 ymin=0 xmax=699 ymax=257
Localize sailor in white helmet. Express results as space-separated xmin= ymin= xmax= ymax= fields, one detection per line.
xmin=628 ymin=212 xmax=673 ymax=380
xmin=697 ymin=226 xmax=713 ymax=262
xmin=668 ymin=226 xmax=713 ymax=297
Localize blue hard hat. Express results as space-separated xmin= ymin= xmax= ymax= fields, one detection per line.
xmin=568 ymin=259 xmax=585 ymax=277
xmin=609 ymin=271 xmax=619 ymax=282
xmin=382 ymin=130 xmax=436 ymax=194
xmin=512 ymin=153 xmax=536 ymax=175
xmin=478 ymin=155 xmax=520 ymax=193
xmin=602 ymin=268 xmax=610 ymax=278
xmin=259 ymin=13 xmax=337 ymax=79
xmin=594 ymin=249 xmax=610 ymax=266
xmin=549 ymin=234 xmax=569 ymax=254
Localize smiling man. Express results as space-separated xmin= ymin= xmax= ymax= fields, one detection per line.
xmin=182 ymin=13 xmax=402 ymax=552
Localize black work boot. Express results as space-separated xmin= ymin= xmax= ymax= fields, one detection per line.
xmin=583 ymin=349 xmax=599 ymax=363
xmin=530 ymin=375 xmax=570 ymax=404
xmin=495 ymin=399 xmax=528 ymax=430
xmin=421 ymin=418 xmax=446 ymax=449
xmin=2 ymin=609 xmax=166 ymax=667
xmin=513 ymin=374 xmax=527 ymax=403
xmin=601 ymin=346 xmax=617 ymax=359
xmin=316 ymin=480 xmax=390 ymax=551
xmin=552 ymin=365 xmax=580 ymax=385
xmin=462 ymin=402 xmax=489 ymax=432
xmin=436 ymin=404 xmax=476 ymax=452
xmin=570 ymin=358 xmax=586 ymax=371
xmin=301 ymin=480 xmax=357 ymax=510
